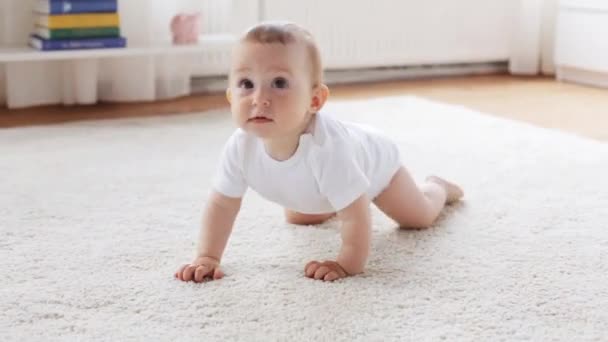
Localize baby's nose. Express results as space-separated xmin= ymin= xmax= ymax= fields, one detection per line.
xmin=253 ymin=91 xmax=271 ymax=107
xmin=253 ymin=98 xmax=270 ymax=107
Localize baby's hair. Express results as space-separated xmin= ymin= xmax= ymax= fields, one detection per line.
xmin=241 ymin=22 xmax=323 ymax=87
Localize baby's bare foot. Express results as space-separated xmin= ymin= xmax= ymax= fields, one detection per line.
xmin=426 ymin=176 xmax=464 ymax=204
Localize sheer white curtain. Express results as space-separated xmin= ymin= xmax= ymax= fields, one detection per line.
xmin=95 ymin=1 xmax=193 ymax=102
xmin=509 ymin=0 xmax=558 ymax=75
xmin=0 ymin=0 xmax=29 ymax=107
xmin=0 ymin=64 xmax=5 ymax=106
xmin=0 ymin=0 xmax=206 ymax=108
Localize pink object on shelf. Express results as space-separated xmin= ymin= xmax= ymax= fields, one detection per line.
xmin=170 ymin=12 xmax=202 ymax=45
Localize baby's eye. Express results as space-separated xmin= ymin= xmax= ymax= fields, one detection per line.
xmin=271 ymin=77 xmax=289 ymax=89
xmin=238 ymin=79 xmax=254 ymax=89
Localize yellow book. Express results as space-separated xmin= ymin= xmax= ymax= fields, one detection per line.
xmin=36 ymin=13 xmax=120 ymax=29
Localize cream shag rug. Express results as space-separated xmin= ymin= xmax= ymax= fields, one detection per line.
xmin=1 ymin=97 xmax=607 ymax=341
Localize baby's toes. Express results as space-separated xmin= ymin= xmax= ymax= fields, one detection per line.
xmin=426 ymin=176 xmax=464 ymax=204
xmin=446 ymin=185 xmax=464 ymax=204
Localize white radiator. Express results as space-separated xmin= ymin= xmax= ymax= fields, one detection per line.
xmin=262 ymin=0 xmax=516 ymax=70
xmin=194 ymin=0 xmax=516 ymax=76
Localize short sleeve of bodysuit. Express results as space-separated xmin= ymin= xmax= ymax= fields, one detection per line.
xmin=212 ymin=132 xmax=248 ymax=198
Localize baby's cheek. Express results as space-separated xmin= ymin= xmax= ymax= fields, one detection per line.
xmin=232 ymin=104 xmax=247 ymax=119
xmin=237 ymin=98 xmax=250 ymax=109
xmin=272 ymin=89 xmax=288 ymax=99
xmin=279 ymin=90 xmax=305 ymax=105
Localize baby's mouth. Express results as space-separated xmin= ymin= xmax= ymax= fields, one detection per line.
xmin=247 ymin=116 xmax=274 ymax=123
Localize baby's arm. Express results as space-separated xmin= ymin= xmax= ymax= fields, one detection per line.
xmin=304 ymin=195 xmax=371 ymax=281
xmin=175 ymin=190 xmax=242 ymax=282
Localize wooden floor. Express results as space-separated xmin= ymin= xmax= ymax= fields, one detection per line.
xmin=1 ymin=74 xmax=607 ymax=141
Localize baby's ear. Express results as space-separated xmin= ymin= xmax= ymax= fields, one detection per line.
xmin=310 ymin=84 xmax=329 ymax=112
xmin=225 ymin=88 xmax=232 ymax=104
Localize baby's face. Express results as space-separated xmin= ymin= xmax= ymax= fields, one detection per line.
xmin=227 ymin=41 xmax=315 ymax=139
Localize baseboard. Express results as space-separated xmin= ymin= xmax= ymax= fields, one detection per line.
xmin=190 ymin=62 xmax=509 ymax=94
xmin=556 ymin=66 xmax=608 ymax=88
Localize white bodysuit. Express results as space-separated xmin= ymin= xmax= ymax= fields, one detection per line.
xmin=213 ymin=112 xmax=401 ymax=214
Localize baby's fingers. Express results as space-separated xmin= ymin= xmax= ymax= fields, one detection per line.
xmin=323 ymin=271 xmax=340 ymax=282
xmin=194 ymin=265 xmax=214 ymax=282
xmin=181 ymin=265 xmax=199 ymax=281
xmin=313 ymin=266 xmax=331 ymax=280
xmin=212 ymin=267 xmax=224 ymax=280
xmin=175 ymin=264 xmax=190 ymax=281
xmin=304 ymin=261 xmax=321 ymax=278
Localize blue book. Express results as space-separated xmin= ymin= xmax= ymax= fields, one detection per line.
xmin=30 ymin=35 xmax=126 ymax=51
xmin=34 ymin=0 xmax=118 ymax=14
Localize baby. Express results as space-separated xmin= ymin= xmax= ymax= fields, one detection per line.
xmin=175 ymin=22 xmax=463 ymax=283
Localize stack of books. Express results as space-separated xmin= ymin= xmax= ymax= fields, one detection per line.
xmin=30 ymin=0 xmax=126 ymax=51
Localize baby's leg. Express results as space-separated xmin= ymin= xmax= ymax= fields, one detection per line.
xmin=284 ymin=209 xmax=335 ymax=225
xmin=373 ymin=166 xmax=463 ymax=229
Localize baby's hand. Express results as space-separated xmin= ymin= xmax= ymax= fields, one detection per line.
xmin=304 ymin=260 xmax=349 ymax=282
xmin=175 ymin=256 xmax=224 ymax=282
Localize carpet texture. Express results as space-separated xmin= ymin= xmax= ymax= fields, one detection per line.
xmin=1 ymin=97 xmax=607 ymax=341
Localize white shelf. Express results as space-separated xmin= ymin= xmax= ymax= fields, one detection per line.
xmin=0 ymin=34 xmax=236 ymax=62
